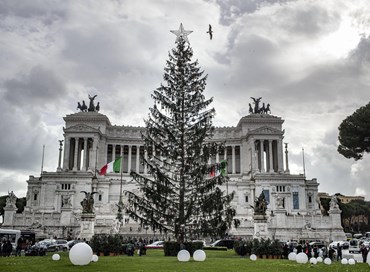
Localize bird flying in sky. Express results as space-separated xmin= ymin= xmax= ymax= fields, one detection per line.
xmin=207 ymin=24 xmax=213 ymax=40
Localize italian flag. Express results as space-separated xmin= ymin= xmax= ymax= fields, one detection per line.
xmin=99 ymin=157 xmax=122 ymax=175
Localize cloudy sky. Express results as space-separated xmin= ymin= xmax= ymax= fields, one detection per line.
xmin=1 ymin=0 xmax=370 ymax=200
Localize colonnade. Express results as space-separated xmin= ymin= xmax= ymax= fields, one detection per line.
xmin=252 ymin=139 xmax=284 ymax=173
xmin=63 ymin=136 xmax=95 ymax=171
xmin=106 ymin=144 xmax=242 ymax=175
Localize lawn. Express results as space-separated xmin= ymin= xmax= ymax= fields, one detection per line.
xmin=0 ymin=249 xmax=369 ymax=272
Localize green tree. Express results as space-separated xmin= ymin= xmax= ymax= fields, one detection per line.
xmin=124 ymin=26 xmax=235 ymax=242
xmin=338 ymin=102 xmax=370 ymax=160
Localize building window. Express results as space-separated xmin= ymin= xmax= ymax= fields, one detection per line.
xmin=245 ymin=195 xmax=249 ymax=203
xmin=262 ymin=189 xmax=270 ymax=204
xmin=99 ymin=195 xmax=102 ymax=201
xmin=33 ymin=193 xmax=38 ymax=201
xmin=276 ymin=186 xmax=285 ymax=192
xmin=61 ymin=184 xmax=71 ymax=190
xmin=293 ymin=192 xmax=299 ymax=209
xmin=308 ymin=196 xmax=312 ymax=203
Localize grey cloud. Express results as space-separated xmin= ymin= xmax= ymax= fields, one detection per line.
xmin=3 ymin=66 xmax=66 ymax=109
xmin=214 ymin=0 xmax=294 ymax=25
xmin=278 ymin=4 xmax=340 ymax=38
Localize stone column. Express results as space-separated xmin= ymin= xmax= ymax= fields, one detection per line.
xmin=260 ymin=140 xmax=265 ymax=172
xmin=128 ymin=145 xmax=132 ymax=172
xmin=232 ymin=145 xmax=236 ymax=174
xmin=144 ymin=149 xmax=148 ymax=174
xmin=216 ymin=147 xmax=220 ymax=163
xmin=83 ymin=138 xmax=88 ymax=171
xmin=136 ymin=145 xmax=140 ymax=172
xmin=284 ymin=143 xmax=290 ymax=174
xmin=268 ymin=140 xmax=274 ymax=172
xmin=277 ymin=139 xmax=284 ymax=172
xmin=112 ymin=144 xmax=116 ymax=161
xmin=73 ymin=137 xmax=79 ymax=171
xmin=63 ymin=136 xmax=71 ymax=170
xmin=57 ymin=140 xmax=63 ymax=172
xmin=90 ymin=137 xmax=98 ymax=171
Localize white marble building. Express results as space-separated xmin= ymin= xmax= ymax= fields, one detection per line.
xmin=3 ymin=108 xmax=345 ymax=242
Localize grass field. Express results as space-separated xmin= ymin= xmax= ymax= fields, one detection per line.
xmin=0 ymin=249 xmax=369 ymax=272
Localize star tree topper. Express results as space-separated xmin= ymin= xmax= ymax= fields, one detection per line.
xmin=170 ymin=23 xmax=193 ymax=44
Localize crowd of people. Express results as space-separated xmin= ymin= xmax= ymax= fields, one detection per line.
xmin=282 ymin=240 xmax=369 ymax=263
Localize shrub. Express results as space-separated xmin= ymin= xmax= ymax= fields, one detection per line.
xmin=163 ymin=241 xmax=204 ymax=256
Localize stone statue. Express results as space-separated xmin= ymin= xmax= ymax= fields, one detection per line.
xmin=6 ymin=191 xmax=17 ymax=207
xmin=248 ymin=103 xmax=253 ymax=114
xmin=254 ymin=192 xmax=267 ymax=215
xmin=264 ymin=103 xmax=271 ymax=114
xmin=80 ymin=191 xmax=97 ymax=213
xmin=77 ymin=100 xmax=88 ymax=112
xmin=88 ymin=94 xmax=97 ymax=112
xmin=250 ymin=97 xmax=262 ymax=113
xmin=249 ymin=97 xmax=271 ymax=114
xmin=275 ymin=194 xmax=284 ymax=209
xmin=111 ymin=219 xmax=122 ymax=234
xmin=62 ymin=195 xmax=72 ymax=208
xmin=329 ymin=195 xmax=339 ymax=210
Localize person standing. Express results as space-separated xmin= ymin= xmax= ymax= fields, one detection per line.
xmin=361 ymin=244 xmax=368 ymax=263
xmin=336 ymin=243 xmax=342 ymax=261
xmin=16 ymin=237 xmax=23 ymax=256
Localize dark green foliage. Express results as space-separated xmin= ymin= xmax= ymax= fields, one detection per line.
xmin=16 ymin=197 xmax=26 ymax=213
xmin=124 ymin=32 xmax=235 ymax=242
xmin=234 ymin=238 xmax=283 ymax=257
xmin=0 ymin=195 xmax=6 ymax=221
xmin=320 ymin=196 xmax=370 ymax=233
xmin=163 ymin=241 xmax=203 ymax=256
xmin=338 ymin=102 xmax=370 ymax=160
xmin=234 ymin=240 xmax=252 ymax=256
xmin=90 ymin=234 xmax=122 ymax=255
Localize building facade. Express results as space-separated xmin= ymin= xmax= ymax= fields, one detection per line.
xmin=3 ymin=107 xmax=345 ymax=242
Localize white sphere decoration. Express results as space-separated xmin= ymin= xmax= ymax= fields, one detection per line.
xmin=52 ymin=254 xmax=60 ymax=261
xmin=309 ymin=257 xmax=317 ymax=264
xmin=296 ymin=252 xmax=308 ymax=264
xmin=193 ymin=250 xmax=206 ymax=262
xmin=69 ymin=242 xmax=93 ymax=266
xmin=316 ymin=256 xmax=323 ymax=262
xmin=348 ymin=258 xmax=355 ymax=265
xmin=288 ymin=252 xmax=296 ymax=261
xmin=177 ymin=249 xmax=190 ymax=262
xmin=250 ymin=254 xmax=257 ymax=261
xmin=341 ymin=258 xmax=348 ymax=265
xmin=324 ymin=258 xmax=332 ymax=265
xmin=91 ymin=254 xmax=99 ymax=262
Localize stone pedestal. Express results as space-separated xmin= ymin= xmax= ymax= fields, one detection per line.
xmin=60 ymin=208 xmax=72 ymax=226
xmin=274 ymin=209 xmax=286 ymax=227
xmin=79 ymin=213 xmax=96 ymax=241
xmin=3 ymin=206 xmax=17 ymax=226
xmin=253 ymin=215 xmax=269 ymax=239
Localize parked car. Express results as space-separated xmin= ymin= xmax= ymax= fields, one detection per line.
xmin=309 ymin=241 xmax=325 ymax=248
xmin=145 ymin=241 xmax=164 ymax=249
xmin=192 ymin=240 xmax=207 ymax=247
xmin=329 ymin=241 xmax=349 ymax=249
xmin=25 ymin=243 xmax=46 ymax=256
xmin=47 ymin=239 xmax=69 ymax=252
xmin=210 ymin=239 xmax=235 ymax=249
xmin=67 ymin=239 xmax=84 ymax=249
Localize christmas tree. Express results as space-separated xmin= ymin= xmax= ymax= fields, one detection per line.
xmin=124 ymin=24 xmax=235 ymax=242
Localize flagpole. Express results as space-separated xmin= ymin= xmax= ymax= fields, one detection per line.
xmin=302 ymin=147 xmax=306 ymax=177
xmin=41 ymin=145 xmax=45 ymax=175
